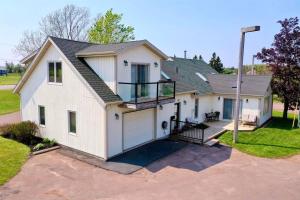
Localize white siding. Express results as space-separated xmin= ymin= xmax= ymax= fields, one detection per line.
xmin=156 ymin=103 xmax=175 ymax=138
xmin=210 ymin=94 xmax=272 ymax=126
xmin=20 ymin=44 xmax=106 ymax=158
xmin=85 ymin=56 xmax=116 ymax=93
xmin=259 ymin=87 xmax=273 ymax=125
xmin=106 ymin=104 xmax=124 ymax=158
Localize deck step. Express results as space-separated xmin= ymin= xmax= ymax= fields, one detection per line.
xmin=205 ymin=139 xmax=219 ymax=146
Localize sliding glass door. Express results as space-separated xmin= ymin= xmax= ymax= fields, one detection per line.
xmin=131 ymin=64 xmax=149 ymax=99
xmin=223 ymin=98 xmax=243 ymax=120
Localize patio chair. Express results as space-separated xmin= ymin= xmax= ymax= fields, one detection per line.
xmin=242 ymin=114 xmax=257 ymax=126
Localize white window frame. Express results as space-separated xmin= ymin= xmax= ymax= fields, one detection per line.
xmin=38 ymin=105 xmax=46 ymax=127
xmin=48 ymin=61 xmax=63 ymax=85
xmin=68 ymin=110 xmax=77 ymax=136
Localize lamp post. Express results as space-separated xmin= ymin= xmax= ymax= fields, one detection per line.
xmin=233 ymin=26 xmax=260 ymax=143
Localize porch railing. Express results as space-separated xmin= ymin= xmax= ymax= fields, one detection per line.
xmin=170 ymin=119 xmax=209 ymax=145
xmin=118 ymin=80 xmax=175 ymax=104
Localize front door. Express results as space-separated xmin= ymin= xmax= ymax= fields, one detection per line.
xmin=131 ymin=64 xmax=149 ymax=99
xmin=223 ymin=99 xmax=233 ymax=120
xmin=174 ymin=102 xmax=181 ymax=128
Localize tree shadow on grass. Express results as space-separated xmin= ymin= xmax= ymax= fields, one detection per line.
xmin=267 ymin=117 xmax=298 ymax=130
xmin=237 ymin=142 xmax=300 ymax=150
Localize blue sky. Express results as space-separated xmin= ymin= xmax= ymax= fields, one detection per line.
xmin=0 ymin=0 xmax=299 ymax=66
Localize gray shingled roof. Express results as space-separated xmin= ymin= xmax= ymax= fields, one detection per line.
xmin=50 ymin=36 xmax=122 ymax=103
xmin=207 ymin=74 xmax=272 ymax=96
xmin=76 ymin=40 xmax=168 ymax=59
xmin=162 ymin=57 xmax=217 ymax=95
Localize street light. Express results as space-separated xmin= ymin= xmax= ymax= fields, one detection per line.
xmin=233 ymin=26 xmax=260 ymax=143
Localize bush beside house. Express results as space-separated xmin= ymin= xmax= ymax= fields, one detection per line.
xmin=0 ymin=121 xmax=57 ymax=151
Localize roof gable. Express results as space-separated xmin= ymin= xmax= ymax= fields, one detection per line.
xmin=207 ymin=74 xmax=272 ymax=96
xmin=14 ymin=36 xmax=121 ymax=103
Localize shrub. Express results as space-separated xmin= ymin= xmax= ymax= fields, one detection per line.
xmin=33 ymin=143 xmax=45 ymax=151
xmin=0 ymin=121 xmax=38 ymax=145
xmin=32 ymin=138 xmax=56 ymax=151
xmin=0 ymin=124 xmax=15 ymax=139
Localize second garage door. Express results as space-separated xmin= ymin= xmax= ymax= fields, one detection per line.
xmin=123 ymin=109 xmax=155 ymax=150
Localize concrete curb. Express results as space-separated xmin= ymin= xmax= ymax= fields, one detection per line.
xmin=32 ymin=146 xmax=60 ymax=155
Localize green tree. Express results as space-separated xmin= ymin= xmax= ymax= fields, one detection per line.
xmin=199 ymin=55 xmax=203 ymax=60
xmin=193 ymin=55 xmax=198 ymax=60
xmin=88 ymin=9 xmax=135 ymax=44
xmin=209 ymin=52 xmax=224 ymax=73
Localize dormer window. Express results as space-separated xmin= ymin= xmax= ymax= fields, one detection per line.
xmin=48 ymin=62 xmax=62 ymax=83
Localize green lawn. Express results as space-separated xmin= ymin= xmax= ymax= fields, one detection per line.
xmin=219 ymin=111 xmax=300 ymax=158
xmin=0 ymin=136 xmax=30 ymax=185
xmin=0 ymin=73 xmax=21 ymax=85
xmin=0 ymin=90 xmax=20 ymax=115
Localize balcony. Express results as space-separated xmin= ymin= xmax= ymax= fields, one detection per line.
xmin=118 ymin=80 xmax=175 ymax=109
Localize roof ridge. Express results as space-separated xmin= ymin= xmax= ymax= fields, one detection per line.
xmin=49 ymin=36 xmax=147 ymax=46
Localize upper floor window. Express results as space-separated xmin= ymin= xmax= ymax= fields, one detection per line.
xmin=48 ymin=62 xmax=62 ymax=83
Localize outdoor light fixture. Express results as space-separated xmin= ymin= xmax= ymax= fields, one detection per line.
xmin=123 ymin=60 xmax=128 ymax=66
xmin=233 ymin=25 xmax=260 ymax=143
xmin=246 ymin=99 xmax=249 ymax=103
xmin=183 ymin=100 xmax=187 ymax=105
xmin=218 ymin=96 xmax=220 ymax=100
xmin=115 ymin=113 xmax=119 ymax=120
xmin=154 ymin=62 xmax=158 ymax=67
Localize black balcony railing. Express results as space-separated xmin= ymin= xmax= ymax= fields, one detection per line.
xmin=170 ymin=119 xmax=209 ymax=145
xmin=118 ymin=80 xmax=175 ymax=105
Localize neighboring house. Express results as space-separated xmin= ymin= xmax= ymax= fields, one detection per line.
xmin=14 ymin=37 xmax=272 ymax=160
xmin=0 ymin=67 xmax=7 ymax=76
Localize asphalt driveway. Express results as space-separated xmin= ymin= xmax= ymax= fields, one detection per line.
xmin=1 ymin=144 xmax=300 ymax=200
xmin=0 ymin=112 xmax=21 ymax=126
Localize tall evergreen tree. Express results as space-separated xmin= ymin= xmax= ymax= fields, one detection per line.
xmin=209 ymin=52 xmax=224 ymax=73
xmin=193 ymin=55 xmax=198 ymax=60
xmin=199 ymin=55 xmax=203 ymax=60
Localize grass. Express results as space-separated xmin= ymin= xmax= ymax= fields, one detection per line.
xmin=0 ymin=73 xmax=21 ymax=85
xmin=219 ymin=111 xmax=300 ymax=158
xmin=0 ymin=90 xmax=20 ymax=115
xmin=0 ymin=136 xmax=30 ymax=185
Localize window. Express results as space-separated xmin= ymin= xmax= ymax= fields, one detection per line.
xmin=263 ymin=96 xmax=270 ymax=115
xmin=194 ymin=98 xmax=199 ymax=118
xmin=48 ymin=62 xmax=62 ymax=83
xmin=68 ymin=111 xmax=76 ymax=134
xmin=39 ymin=106 xmax=45 ymax=126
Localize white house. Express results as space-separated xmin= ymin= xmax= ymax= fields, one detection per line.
xmin=14 ymin=37 xmax=272 ymax=160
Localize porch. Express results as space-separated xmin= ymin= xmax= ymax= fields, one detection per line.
xmin=204 ymin=120 xmax=257 ymax=131
xmin=170 ymin=120 xmax=256 ymax=145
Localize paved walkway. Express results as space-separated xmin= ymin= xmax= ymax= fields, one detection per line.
xmin=1 ymin=144 xmax=300 ymax=200
xmin=0 ymin=85 xmax=15 ymax=90
xmin=0 ymin=112 xmax=21 ymax=126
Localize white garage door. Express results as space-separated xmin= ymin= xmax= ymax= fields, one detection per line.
xmin=123 ymin=109 xmax=155 ymax=150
